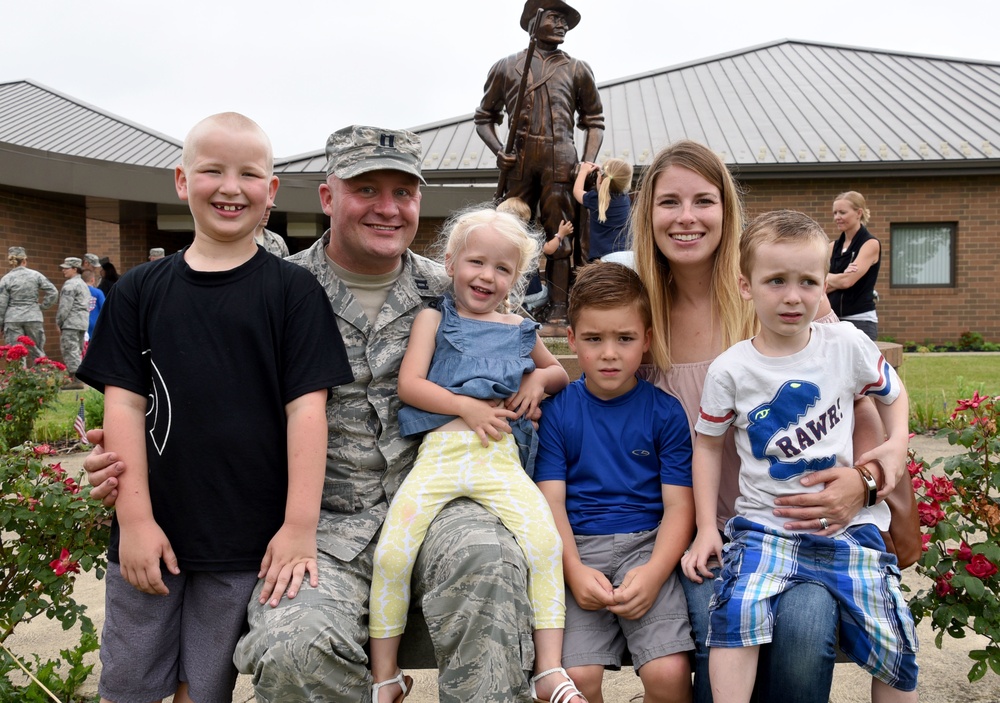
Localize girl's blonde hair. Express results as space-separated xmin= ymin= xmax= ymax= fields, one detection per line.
xmin=834 ymin=191 xmax=871 ymax=225
xmin=630 ymin=140 xmax=757 ymax=370
xmin=596 ymin=158 xmax=633 ymax=223
xmin=8 ymin=254 xmax=25 ymax=267
xmin=496 ymin=196 xmax=532 ymax=223
xmin=440 ymin=205 xmax=543 ymax=312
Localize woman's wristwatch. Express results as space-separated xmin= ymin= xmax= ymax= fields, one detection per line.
xmin=853 ymin=462 xmax=879 ymax=508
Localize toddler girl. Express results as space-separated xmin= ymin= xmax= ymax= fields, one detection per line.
xmin=368 ymin=207 xmax=584 ymax=703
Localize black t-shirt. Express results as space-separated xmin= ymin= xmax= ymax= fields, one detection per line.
xmin=78 ymin=248 xmax=353 ymax=570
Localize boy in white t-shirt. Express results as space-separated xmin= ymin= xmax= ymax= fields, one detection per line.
xmin=683 ymin=210 xmax=917 ymax=702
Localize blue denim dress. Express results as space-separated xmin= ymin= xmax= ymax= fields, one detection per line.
xmin=398 ymin=294 xmax=540 ymax=474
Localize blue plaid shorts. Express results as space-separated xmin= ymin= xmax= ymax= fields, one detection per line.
xmin=708 ymin=517 xmax=918 ymax=691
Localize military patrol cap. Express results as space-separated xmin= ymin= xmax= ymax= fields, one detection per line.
xmin=8 ymin=246 xmax=26 ymax=258
xmin=324 ymin=125 xmax=425 ymax=184
xmin=149 ymin=247 xmax=165 ymax=257
xmin=520 ymin=0 xmax=581 ymax=31
xmin=83 ymin=253 xmax=100 ymax=268
xmin=60 ymin=257 xmax=83 ymax=269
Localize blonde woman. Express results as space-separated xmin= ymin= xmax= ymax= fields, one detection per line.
xmin=828 ymin=191 xmax=880 ymax=340
xmin=630 ymin=141 xmax=899 ymax=703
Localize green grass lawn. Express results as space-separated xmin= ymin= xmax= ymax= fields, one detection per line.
xmin=32 ymin=388 xmax=103 ymax=444
xmin=897 ymin=353 xmax=1000 ymax=432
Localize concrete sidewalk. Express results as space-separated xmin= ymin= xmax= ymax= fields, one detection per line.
xmin=7 ymin=435 xmax=1000 ymax=702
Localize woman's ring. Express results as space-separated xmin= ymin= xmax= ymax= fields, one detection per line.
xmin=819 ymin=517 xmax=830 ymax=530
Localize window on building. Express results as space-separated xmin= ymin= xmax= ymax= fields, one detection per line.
xmin=890 ymin=223 xmax=955 ymax=287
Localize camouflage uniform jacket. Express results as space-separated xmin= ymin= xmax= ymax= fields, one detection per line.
xmin=261 ymin=228 xmax=290 ymax=258
xmin=286 ymin=232 xmax=449 ymax=561
xmin=56 ymin=275 xmax=91 ymax=331
xmin=0 ymin=266 xmax=58 ymax=324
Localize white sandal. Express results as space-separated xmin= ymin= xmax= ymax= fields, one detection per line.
xmin=530 ymin=666 xmax=587 ymax=703
xmin=371 ymin=670 xmax=413 ymax=703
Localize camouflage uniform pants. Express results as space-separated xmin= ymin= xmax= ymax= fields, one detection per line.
xmin=59 ymin=327 xmax=85 ymax=374
xmin=4 ymin=322 xmax=46 ymax=362
xmin=234 ymin=499 xmax=535 ymax=703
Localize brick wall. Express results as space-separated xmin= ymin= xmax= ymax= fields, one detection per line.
xmin=86 ymin=218 xmax=120 ymax=268
xmin=0 ymin=188 xmax=87 ymax=364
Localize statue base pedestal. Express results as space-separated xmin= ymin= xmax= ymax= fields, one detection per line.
xmin=539 ymin=321 xmax=568 ymax=337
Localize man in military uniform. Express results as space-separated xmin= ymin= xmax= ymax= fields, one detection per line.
xmin=0 ymin=246 xmax=58 ymax=362
xmin=85 ymin=126 xmax=536 ymax=702
xmin=253 ymin=201 xmax=290 ymax=258
xmin=476 ymin=0 xmax=604 ymax=320
xmin=56 ymin=257 xmax=90 ymax=389
xmin=82 ymin=252 xmax=101 ymax=272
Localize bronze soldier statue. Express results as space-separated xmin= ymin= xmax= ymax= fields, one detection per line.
xmin=475 ymin=0 xmax=604 ymax=321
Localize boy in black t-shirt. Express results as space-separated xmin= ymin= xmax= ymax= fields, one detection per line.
xmin=78 ymin=113 xmax=352 ymax=703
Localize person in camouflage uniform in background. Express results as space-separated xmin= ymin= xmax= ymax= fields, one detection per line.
xmin=255 ymin=201 xmax=290 ymax=258
xmin=0 ymin=246 xmax=58 ymax=362
xmin=56 ymin=256 xmax=90 ymax=388
xmin=225 ymin=125 xmax=537 ymax=702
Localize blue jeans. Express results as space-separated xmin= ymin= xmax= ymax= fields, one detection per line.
xmin=680 ymin=566 xmax=838 ymax=703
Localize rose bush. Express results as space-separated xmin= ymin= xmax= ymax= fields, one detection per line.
xmin=0 ymin=339 xmax=67 ymax=449
xmin=909 ymin=391 xmax=1000 ymax=682
xmin=0 ymin=443 xmax=109 ymax=701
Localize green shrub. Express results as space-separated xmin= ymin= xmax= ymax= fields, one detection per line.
xmin=0 ymin=444 xmax=109 ymax=700
xmin=0 ymin=341 xmax=67 ymax=450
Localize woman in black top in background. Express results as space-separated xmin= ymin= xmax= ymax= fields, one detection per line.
xmin=827 ymin=191 xmax=880 ymax=340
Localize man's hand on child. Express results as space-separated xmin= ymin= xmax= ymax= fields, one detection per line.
xmin=82 ymin=428 xmax=125 ymax=507
xmin=609 ymin=565 xmax=663 ymax=620
xmin=259 ymin=523 xmax=319 ymax=608
xmin=565 ymin=564 xmax=615 ymax=611
xmin=459 ymin=397 xmax=516 ymax=447
xmin=119 ymin=519 xmax=179 ymax=596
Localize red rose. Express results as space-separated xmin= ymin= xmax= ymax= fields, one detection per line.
xmin=49 ymin=548 xmax=80 ymax=576
xmin=907 ymin=458 xmax=924 ymax=477
xmin=62 ymin=477 xmax=80 ymax=495
xmin=918 ymin=501 xmax=946 ymax=527
xmin=926 ymin=476 xmax=957 ymax=502
xmin=16 ymin=335 xmax=35 ymax=347
xmin=5 ymin=344 xmax=28 ymax=362
xmin=965 ymin=554 xmax=998 ymax=579
xmin=949 ymin=542 xmax=972 ymax=561
xmin=921 ymin=533 xmax=931 ymax=552
xmin=935 ymin=572 xmax=954 ymax=597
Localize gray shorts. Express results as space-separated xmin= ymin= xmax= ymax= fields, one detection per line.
xmin=99 ymin=566 xmax=258 ymax=703
xmin=563 ymin=528 xmax=694 ymax=671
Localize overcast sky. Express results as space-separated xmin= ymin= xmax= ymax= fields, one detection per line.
xmin=6 ymin=0 xmax=999 ymax=157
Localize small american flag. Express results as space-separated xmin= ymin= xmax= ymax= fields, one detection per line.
xmin=74 ymin=398 xmax=89 ymax=445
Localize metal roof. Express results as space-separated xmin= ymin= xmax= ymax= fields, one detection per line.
xmin=277 ymin=39 xmax=1000 ymax=179
xmin=0 ymin=80 xmax=182 ymax=168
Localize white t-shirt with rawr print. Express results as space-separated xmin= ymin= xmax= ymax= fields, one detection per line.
xmin=696 ymin=322 xmax=896 ymax=534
